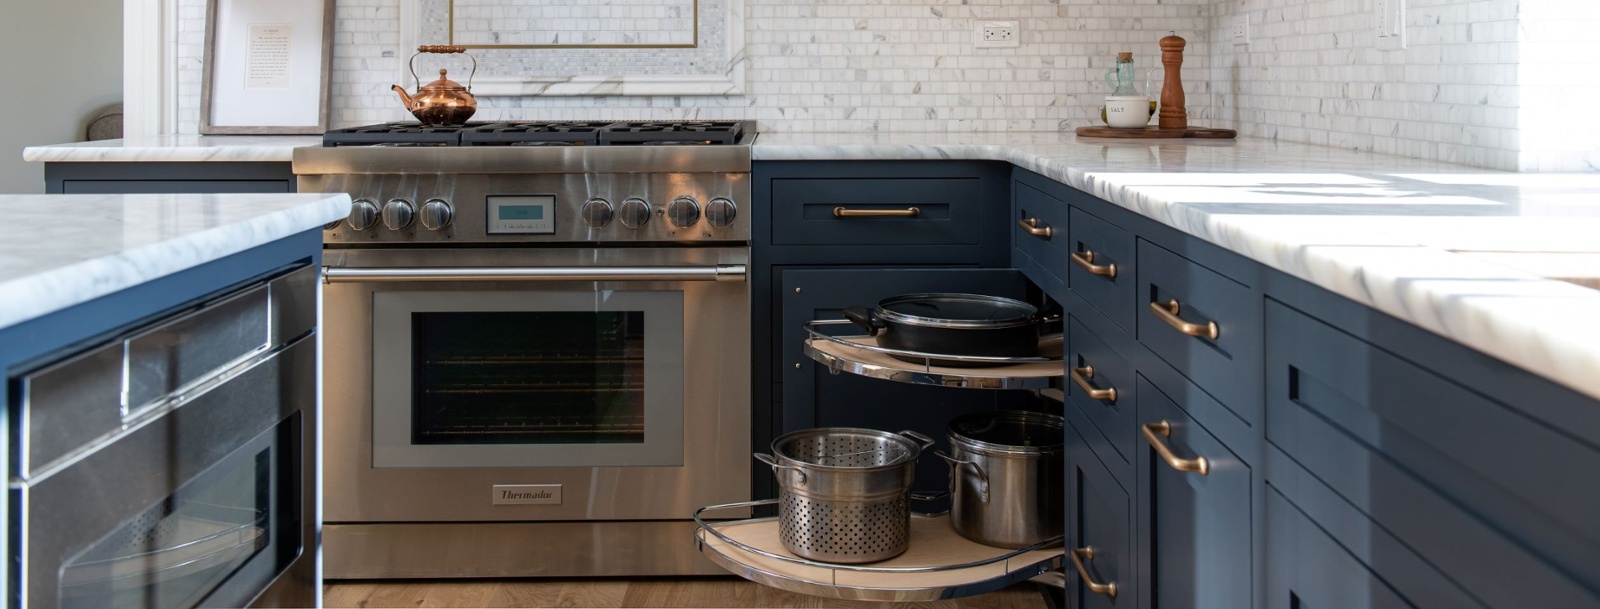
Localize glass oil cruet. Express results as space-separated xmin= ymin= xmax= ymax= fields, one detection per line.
xmin=1107 ymin=52 xmax=1140 ymax=96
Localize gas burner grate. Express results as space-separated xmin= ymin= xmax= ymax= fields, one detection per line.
xmin=321 ymin=122 xmax=489 ymax=147
xmin=320 ymin=120 xmax=750 ymax=147
xmin=599 ymin=121 xmax=746 ymax=145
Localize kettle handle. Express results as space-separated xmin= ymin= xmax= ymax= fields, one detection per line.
xmin=409 ymin=46 xmax=478 ymax=92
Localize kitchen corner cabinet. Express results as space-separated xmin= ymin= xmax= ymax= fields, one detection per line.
xmin=751 ymin=160 xmax=1029 ymax=500
xmin=44 ymin=162 xmax=296 ymax=194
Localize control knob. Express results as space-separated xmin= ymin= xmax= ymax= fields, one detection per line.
xmin=420 ymin=199 xmax=453 ymax=231
xmin=668 ymin=196 xmax=701 ymax=228
xmin=382 ymin=198 xmax=415 ymax=230
xmin=619 ymin=197 xmax=652 ymax=229
xmin=706 ymin=197 xmax=738 ymax=229
xmin=581 ymin=197 xmax=615 ymax=228
xmin=347 ymin=198 xmax=380 ymax=231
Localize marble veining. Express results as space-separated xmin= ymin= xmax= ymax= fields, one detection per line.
xmin=0 ymin=193 xmax=350 ymax=331
xmin=755 ymin=133 xmax=1600 ymax=401
xmin=21 ymin=135 xmax=322 ymax=163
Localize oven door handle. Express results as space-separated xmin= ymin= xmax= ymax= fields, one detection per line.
xmin=322 ymin=264 xmax=748 ymax=284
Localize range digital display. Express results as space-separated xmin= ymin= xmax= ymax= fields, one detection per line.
xmin=487 ymin=195 xmax=556 ymax=234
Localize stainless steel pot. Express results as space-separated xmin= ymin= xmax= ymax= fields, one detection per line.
xmin=937 ymin=411 xmax=1064 ymax=549
xmin=755 ymin=428 xmax=935 ymax=563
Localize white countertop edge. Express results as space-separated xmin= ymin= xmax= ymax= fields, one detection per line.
xmin=755 ymin=138 xmax=1600 ymax=402
xmin=22 ymin=136 xmax=322 ymax=163
xmin=0 ymin=194 xmax=349 ymax=330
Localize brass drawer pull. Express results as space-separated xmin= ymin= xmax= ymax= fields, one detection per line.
xmin=1068 ymin=547 xmax=1118 ymax=599
xmin=1141 ymin=421 xmax=1210 ymax=475
xmin=1070 ymin=250 xmax=1118 ymax=278
xmin=833 ymin=206 xmax=921 ymax=218
xmin=1069 ymin=365 xmax=1117 ymax=403
xmin=1149 ymin=299 xmax=1219 ymax=340
xmin=1017 ymin=217 xmax=1053 ymax=238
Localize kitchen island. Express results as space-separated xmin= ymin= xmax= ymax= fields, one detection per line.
xmin=0 ymin=192 xmax=348 ymax=608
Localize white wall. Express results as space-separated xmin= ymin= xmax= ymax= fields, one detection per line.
xmin=0 ymin=0 xmax=123 ymax=193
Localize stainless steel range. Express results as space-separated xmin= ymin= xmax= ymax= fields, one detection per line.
xmin=293 ymin=121 xmax=753 ymax=579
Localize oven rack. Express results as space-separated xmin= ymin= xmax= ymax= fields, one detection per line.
xmin=694 ymin=499 xmax=1064 ymax=602
xmin=802 ymin=320 xmax=1064 ymax=389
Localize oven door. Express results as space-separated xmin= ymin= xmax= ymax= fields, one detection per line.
xmin=322 ymin=247 xmax=751 ymax=522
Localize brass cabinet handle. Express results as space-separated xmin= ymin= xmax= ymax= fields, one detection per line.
xmin=1069 ymin=365 xmax=1117 ymax=403
xmin=1068 ymin=547 xmax=1118 ymax=599
xmin=1017 ymin=217 xmax=1053 ymax=238
xmin=833 ymin=206 xmax=920 ymax=218
xmin=1149 ymin=299 xmax=1219 ymax=340
xmin=1070 ymin=250 xmax=1118 ymax=278
xmin=1141 ymin=421 xmax=1210 ymax=475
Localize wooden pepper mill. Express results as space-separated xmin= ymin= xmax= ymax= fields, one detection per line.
xmin=1158 ymin=32 xmax=1188 ymax=130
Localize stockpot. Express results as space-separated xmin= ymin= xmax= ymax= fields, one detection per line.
xmin=755 ymin=428 xmax=935 ymax=563
xmin=937 ymin=411 xmax=1064 ymax=549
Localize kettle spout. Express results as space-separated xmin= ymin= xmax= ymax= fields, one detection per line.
xmin=391 ymin=85 xmax=416 ymax=110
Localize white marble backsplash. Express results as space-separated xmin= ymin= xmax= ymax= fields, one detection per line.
xmin=168 ymin=0 xmax=1600 ymax=172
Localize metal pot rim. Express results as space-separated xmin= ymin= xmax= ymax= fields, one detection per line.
xmin=875 ymin=293 xmax=1039 ymax=330
xmin=948 ymin=411 xmax=1065 ymax=456
xmin=769 ymin=427 xmax=927 ymax=472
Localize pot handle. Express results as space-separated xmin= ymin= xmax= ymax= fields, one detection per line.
xmin=842 ymin=306 xmax=887 ymax=337
xmin=935 ymin=450 xmax=991 ymax=503
xmin=898 ymin=430 xmax=936 ymax=451
xmin=754 ymin=453 xmax=806 ymax=485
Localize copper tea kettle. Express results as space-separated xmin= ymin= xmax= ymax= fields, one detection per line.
xmin=392 ymin=45 xmax=477 ymax=126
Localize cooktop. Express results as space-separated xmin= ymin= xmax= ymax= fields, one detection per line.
xmin=321 ymin=120 xmax=750 ymax=147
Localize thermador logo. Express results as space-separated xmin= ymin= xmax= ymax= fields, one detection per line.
xmin=491 ymin=484 xmax=562 ymax=505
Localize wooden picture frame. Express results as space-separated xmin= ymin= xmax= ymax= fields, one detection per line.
xmin=200 ymin=0 xmax=333 ymax=134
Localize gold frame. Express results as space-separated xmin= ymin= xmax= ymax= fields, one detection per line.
xmin=447 ymin=0 xmax=699 ymax=49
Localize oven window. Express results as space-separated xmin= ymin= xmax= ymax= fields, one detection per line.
xmin=411 ymin=311 xmax=646 ymax=445
xmin=58 ymin=447 xmax=272 ymax=609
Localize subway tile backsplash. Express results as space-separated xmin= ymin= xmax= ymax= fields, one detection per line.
xmin=173 ymin=0 xmax=1600 ymax=172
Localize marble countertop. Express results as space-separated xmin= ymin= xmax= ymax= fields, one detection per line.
xmin=21 ymin=131 xmax=1600 ymax=400
xmin=757 ymin=132 xmax=1600 ymax=401
xmin=0 ymin=192 xmax=350 ymax=331
xmin=22 ymin=135 xmax=322 ymax=163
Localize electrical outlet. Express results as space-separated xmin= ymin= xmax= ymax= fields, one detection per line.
xmin=975 ymin=21 xmax=1020 ymax=49
xmin=1230 ymin=15 xmax=1250 ymax=45
xmin=1376 ymin=0 xmax=1407 ymax=50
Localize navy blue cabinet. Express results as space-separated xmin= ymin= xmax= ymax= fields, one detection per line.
xmin=1066 ymin=413 xmax=1132 ymax=609
xmin=1012 ymin=180 xmax=1070 ymax=302
xmin=1135 ymin=375 xmax=1252 ymax=609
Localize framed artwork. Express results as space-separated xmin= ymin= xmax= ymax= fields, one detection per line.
xmin=201 ymin=0 xmax=334 ymax=134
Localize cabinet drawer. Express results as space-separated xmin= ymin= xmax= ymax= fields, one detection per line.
xmin=1067 ymin=207 xmax=1134 ymax=332
xmin=1135 ymin=239 xmax=1261 ymax=425
xmin=1067 ymin=421 xmax=1132 ymax=609
xmin=1011 ymin=182 xmax=1068 ymax=300
xmin=1137 ymin=374 xmax=1252 ymax=609
xmin=770 ymin=177 xmax=983 ymax=246
xmin=1267 ymin=302 xmax=1600 ymax=604
xmin=1066 ymin=315 xmax=1134 ymax=468
xmin=1266 ymin=484 xmax=1484 ymax=609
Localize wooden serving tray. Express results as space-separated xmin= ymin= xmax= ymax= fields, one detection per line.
xmin=1075 ymin=126 xmax=1237 ymax=139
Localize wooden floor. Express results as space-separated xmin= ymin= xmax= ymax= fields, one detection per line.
xmin=323 ymin=577 xmax=1052 ymax=609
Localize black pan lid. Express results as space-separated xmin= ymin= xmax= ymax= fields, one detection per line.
xmin=877 ymin=293 xmax=1037 ymax=329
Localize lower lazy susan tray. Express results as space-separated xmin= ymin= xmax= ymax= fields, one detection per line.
xmin=694 ymin=500 xmax=1064 ymax=602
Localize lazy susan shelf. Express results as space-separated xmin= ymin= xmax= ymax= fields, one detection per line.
xmin=695 ymin=500 xmax=1064 ymax=602
xmin=802 ymin=320 xmax=1063 ymax=390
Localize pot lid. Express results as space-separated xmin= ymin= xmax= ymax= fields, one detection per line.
xmin=949 ymin=411 xmax=1064 ymax=455
xmin=422 ymin=68 xmax=468 ymax=91
xmin=878 ymin=293 xmax=1037 ymax=329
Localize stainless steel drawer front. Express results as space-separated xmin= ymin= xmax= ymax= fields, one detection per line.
xmin=18 ymin=265 xmax=316 ymax=480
